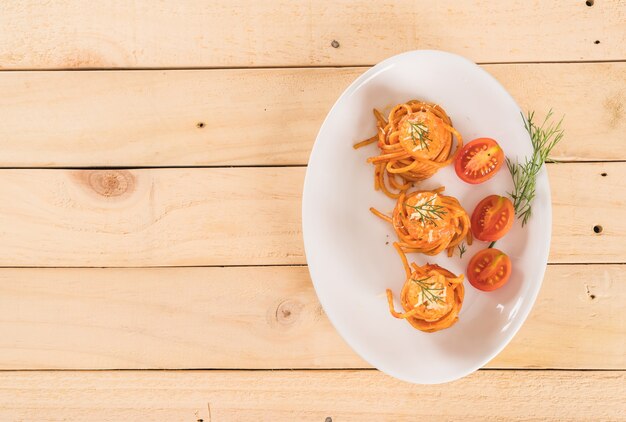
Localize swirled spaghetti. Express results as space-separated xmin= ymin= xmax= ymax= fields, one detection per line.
xmin=354 ymin=100 xmax=463 ymax=198
xmin=386 ymin=243 xmax=464 ymax=333
xmin=371 ymin=187 xmax=471 ymax=256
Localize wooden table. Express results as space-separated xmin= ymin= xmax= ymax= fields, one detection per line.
xmin=0 ymin=1 xmax=624 ymax=420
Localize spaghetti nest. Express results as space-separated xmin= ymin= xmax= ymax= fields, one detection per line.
xmin=371 ymin=187 xmax=471 ymax=256
xmin=354 ymin=100 xmax=463 ymax=199
xmin=387 ymin=243 xmax=464 ymax=333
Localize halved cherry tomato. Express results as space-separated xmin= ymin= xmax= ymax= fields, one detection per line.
xmin=467 ymin=248 xmax=512 ymax=291
xmin=471 ymin=195 xmax=515 ymax=241
xmin=455 ymin=138 xmax=504 ymax=184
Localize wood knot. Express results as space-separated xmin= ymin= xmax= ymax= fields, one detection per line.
xmin=88 ymin=170 xmax=134 ymax=197
xmin=275 ymin=299 xmax=303 ymax=326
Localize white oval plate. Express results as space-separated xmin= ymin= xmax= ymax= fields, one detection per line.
xmin=302 ymin=50 xmax=551 ymax=384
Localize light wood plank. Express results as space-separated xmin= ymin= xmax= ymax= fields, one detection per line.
xmin=491 ymin=264 xmax=626 ymax=369
xmin=0 ymin=370 xmax=623 ymax=421
xmin=549 ymin=162 xmax=625 ymax=263
xmin=0 ymin=265 xmax=623 ymax=370
xmin=0 ymin=168 xmax=303 ymax=266
xmin=1 ymin=1 xmax=625 ymax=69
xmin=0 ymin=266 xmax=358 ymax=369
xmin=0 ymin=163 xmax=622 ymax=266
xmin=0 ymin=63 xmax=624 ymax=166
xmin=488 ymin=63 xmax=626 ymax=162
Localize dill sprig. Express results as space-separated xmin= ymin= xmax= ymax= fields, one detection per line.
xmin=405 ymin=196 xmax=447 ymax=226
xmin=458 ymin=243 xmax=467 ymax=258
xmin=408 ymin=121 xmax=431 ymax=151
xmin=506 ymin=110 xmax=564 ymax=226
xmin=412 ymin=277 xmax=445 ymax=304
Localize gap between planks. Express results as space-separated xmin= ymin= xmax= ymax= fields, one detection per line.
xmin=0 ymin=160 xmax=624 ymax=170
xmin=0 ymin=367 xmax=623 ymax=372
xmin=0 ymin=262 xmax=623 ymax=270
xmin=1 ymin=59 xmax=625 ymax=72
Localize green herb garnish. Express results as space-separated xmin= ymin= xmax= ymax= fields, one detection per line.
xmin=408 ymin=121 xmax=431 ymax=151
xmin=404 ymin=196 xmax=447 ymax=226
xmin=507 ymin=110 xmax=564 ymax=226
xmin=412 ymin=277 xmax=445 ymax=305
xmin=458 ymin=243 xmax=467 ymax=258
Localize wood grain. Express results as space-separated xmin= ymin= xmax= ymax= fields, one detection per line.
xmin=0 ymin=370 xmax=623 ymax=421
xmin=0 ymin=265 xmax=622 ymax=371
xmin=549 ymin=162 xmax=626 ymax=263
xmin=0 ymin=168 xmax=303 ymax=266
xmin=0 ymin=1 xmax=622 ymax=419
xmin=0 ymin=163 xmax=622 ymax=267
xmin=1 ymin=1 xmax=625 ymax=69
xmin=0 ymin=63 xmax=624 ymax=167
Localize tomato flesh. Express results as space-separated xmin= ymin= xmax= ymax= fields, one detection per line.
xmin=467 ymin=248 xmax=512 ymax=291
xmin=471 ymin=195 xmax=515 ymax=241
xmin=455 ymin=138 xmax=504 ymax=184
